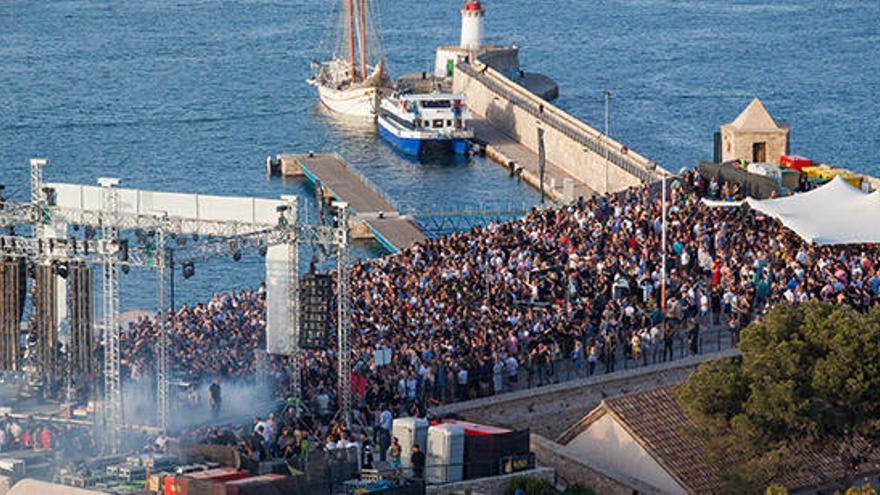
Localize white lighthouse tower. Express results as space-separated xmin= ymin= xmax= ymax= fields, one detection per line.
xmin=459 ymin=1 xmax=485 ymax=50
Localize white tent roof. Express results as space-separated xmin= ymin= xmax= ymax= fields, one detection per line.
xmin=703 ymin=177 xmax=880 ymax=245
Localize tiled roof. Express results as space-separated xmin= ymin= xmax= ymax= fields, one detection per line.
xmin=603 ymin=385 xmax=723 ymax=494
xmin=594 ymin=385 xmax=880 ymax=494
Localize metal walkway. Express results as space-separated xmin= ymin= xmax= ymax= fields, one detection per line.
xmin=278 ymin=153 xmax=427 ymax=254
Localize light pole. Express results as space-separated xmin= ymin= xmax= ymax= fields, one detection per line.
xmin=537 ymin=123 xmax=546 ymax=204
xmin=603 ymin=90 xmax=611 ymax=195
xmin=660 ymin=169 xmax=668 ymax=315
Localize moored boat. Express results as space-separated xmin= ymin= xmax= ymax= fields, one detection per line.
xmin=308 ymin=0 xmax=392 ymax=118
xmin=377 ymin=93 xmax=474 ymax=156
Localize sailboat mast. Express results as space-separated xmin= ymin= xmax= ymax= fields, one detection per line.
xmin=359 ymin=0 xmax=367 ymax=80
xmin=348 ymin=0 xmax=357 ymax=81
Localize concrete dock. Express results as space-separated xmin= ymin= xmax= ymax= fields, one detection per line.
xmin=470 ymin=119 xmax=595 ymax=202
xmin=271 ymin=153 xmax=426 ymax=254
xmin=455 ymin=60 xmax=667 ymax=195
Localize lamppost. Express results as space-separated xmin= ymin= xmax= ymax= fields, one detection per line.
xmin=660 ymin=167 xmax=668 ymax=315
xmin=537 ymin=123 xmax=546 ymax=204
xmin=603 ymin=90 xmax=611 ymax=195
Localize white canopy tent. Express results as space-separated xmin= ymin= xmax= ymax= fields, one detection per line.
xmin=703 ymin=177 xmax=880 ymax=245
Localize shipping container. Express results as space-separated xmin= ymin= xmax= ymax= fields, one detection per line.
xmin=221 ymin=473 xmax=306 ymax=495
xmin=780 ymin=154 xmax=811 ymax=170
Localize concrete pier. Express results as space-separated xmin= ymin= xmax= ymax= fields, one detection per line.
xmin=455 ymin=59 xmax=668 ymax=195
xmin=270 ymin=153 xmax=427 ymax=254
xmin=471 ymin=119 xmax=593 ymax=202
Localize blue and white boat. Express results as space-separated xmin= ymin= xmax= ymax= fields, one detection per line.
xmin=377 ymin=92 xmax=474 ymax=155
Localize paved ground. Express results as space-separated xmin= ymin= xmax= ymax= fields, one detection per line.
xmin=470 ymin=119 xmax=595 ymax=202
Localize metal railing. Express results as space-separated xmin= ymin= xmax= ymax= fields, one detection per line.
xmin=458 ymin=62 xmax=664 ymax=184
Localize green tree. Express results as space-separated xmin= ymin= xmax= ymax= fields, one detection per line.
xmin=844 ymin=484 xmax=878 ymax=495
xmin=678 ymin=302 xmax=880 ymax=492
xmin=764 ymin=484 xmax=788 ymax=495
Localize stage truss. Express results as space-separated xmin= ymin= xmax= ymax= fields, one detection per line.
xmin=0 ymin=158 xmax=354 ymax=452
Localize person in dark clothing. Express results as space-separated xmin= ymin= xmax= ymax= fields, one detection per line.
xmin=250 ymin=427 xmax=267 ymax=462
xmin=410 ymin=444 xmax=426 ymax=479
xmin=663 ymin=324 xmax=676 ymax=362
xmin=687 ymin=318 xmax=700 ymax=355
xmin=209 ymin=379 xmax=222 ymax=418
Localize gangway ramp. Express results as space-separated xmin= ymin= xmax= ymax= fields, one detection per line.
xmin=276 ymin=153 xmax=426 ymax=254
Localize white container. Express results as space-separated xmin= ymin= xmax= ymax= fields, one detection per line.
xmin=393 ymin=417 xmax=429 ymax=468
xmin=747 ymin=162 xmax=782 ymax=184
xmin=426 ymin=424 xmax=465 ymax=483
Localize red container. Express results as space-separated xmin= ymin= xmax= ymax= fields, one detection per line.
xmin=221 ymin=474 xmax=305 ymax=495
xmin=780 ymin=154 xmax=811 ymax=170
xmin=435 ymin=419 xmax=512 ymax=436
xmin=164 ymin=476 xmax=178 ymax=495
xmin=184 ymin=467 xmax=249 ymax=483
xmin=166 ymin=468 xmax=249 ymax=495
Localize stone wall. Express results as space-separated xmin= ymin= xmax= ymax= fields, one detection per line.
xmin=430 ymin=349 xmax=739 ymax=440
xmin=720 ymin=126 xmax=789 ymax=165
xmin=426 ymin=467 xmax=555 ymax=495
xmin=454 ymin=61 xmax=666 ymax=194
xmin=530 ymin=434 xmax=664 ymax=494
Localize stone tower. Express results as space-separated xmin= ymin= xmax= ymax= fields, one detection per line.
xmin=719 ymin=98 xmax=789 ymax=165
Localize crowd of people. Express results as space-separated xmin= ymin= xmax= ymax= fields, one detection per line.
xmin=0 ymin=414 xmax=96 ymax=459
xmin=117 ymin=170 xmax=880 ymax=441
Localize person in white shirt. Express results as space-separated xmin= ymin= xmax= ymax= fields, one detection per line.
xmin=492 ymin=358 xmax=504 ymax=394
xmin=456 ymin=367 xmax=468 ymax=400
xmin=505 ymin=355 xmax=519 ymax=387
xmin=378 ymin=408 xmax=392 ymax=461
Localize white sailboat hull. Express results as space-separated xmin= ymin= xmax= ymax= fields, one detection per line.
xmin=316 ymin=84 xmax=385 ymax=118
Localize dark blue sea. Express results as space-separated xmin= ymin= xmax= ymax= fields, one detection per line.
xmin=2 ymin=0 xmax=878 ymax=310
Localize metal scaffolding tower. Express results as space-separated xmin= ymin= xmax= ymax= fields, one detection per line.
xmin=283 ymin=197 xmax=302 ymax=412
xmin=99 ymin=177 xmax=123 ymax=454
xmin=1 ymin=158 xmax=358 ymax=440
xmin=333 ymin=201 xmax=352 ymax=428
xmin=155 ymin=228 xmax=170 ymax=433
xmin=30 ymin=159 xmax=46 ymax=241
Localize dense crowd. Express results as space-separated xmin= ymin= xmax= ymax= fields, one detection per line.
xmin=0 ymin=414 xmax=96 ymax=458
xmin=118 ymin=171 xmax=880 ymax=448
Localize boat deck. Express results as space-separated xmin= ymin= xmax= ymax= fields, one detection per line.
xmin=277 ymin=153 xmax=427 ymax=253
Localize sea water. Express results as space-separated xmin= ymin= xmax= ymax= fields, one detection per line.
xmin=1 ymin=0 xmax=877 ymax=309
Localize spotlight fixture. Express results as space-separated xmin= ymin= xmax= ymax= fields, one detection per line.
xmin=55 ymin=263 xmax=68 ymax=279
xmin=182 ymin=262 xmax=195 ymax=279
xmin=42 ymin=187 xmax=57 ymax=206
xmin=232 ymin=251 xmax=242 ymax=262
xmin=259 ymin=246 xmax=268 ymax=257
xmin=276 ymin=205 xmax=289 ymax=227
xmin=122 ymin=265 xmax=130 ymax=275
xmin=119 ymin=239 xmax=129 ymax=261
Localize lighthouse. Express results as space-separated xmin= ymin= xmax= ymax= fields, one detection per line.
xmin=460 ymin=1 xmax=485 ymax=50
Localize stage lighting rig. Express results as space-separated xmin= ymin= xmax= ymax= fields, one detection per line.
xmin=182 ymin=262 xmax=195 ymax=279
xmin=55 ymin=263 xmax=68 ymax=279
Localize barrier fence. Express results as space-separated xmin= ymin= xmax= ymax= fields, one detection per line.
xmin=458 ymin=62 xmax=664 ymax=184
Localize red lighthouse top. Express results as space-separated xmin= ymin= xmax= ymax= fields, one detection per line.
xmin=461 ymin=1 xmax=484 ymax=13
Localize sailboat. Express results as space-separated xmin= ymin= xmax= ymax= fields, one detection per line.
xmin=309 ymin=0 xmax=393 ymax=118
